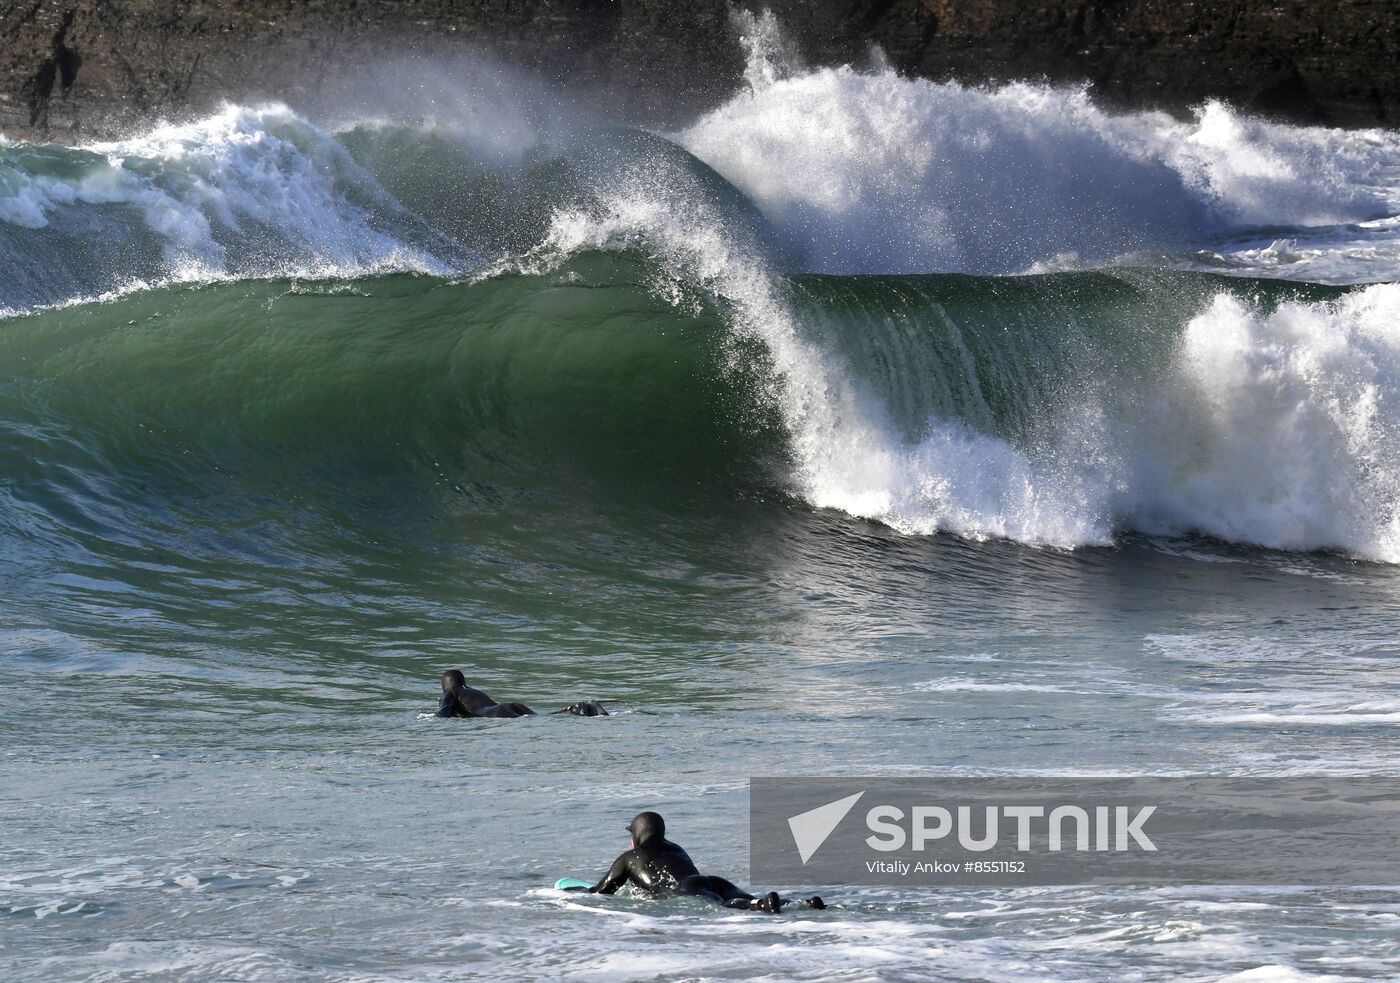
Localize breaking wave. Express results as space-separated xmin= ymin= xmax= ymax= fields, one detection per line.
xmin=4 ymin=27 xmax=1400 ymax=560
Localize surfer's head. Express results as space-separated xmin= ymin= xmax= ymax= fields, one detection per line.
xmin=627 ymin=811 xmax=665 ymax=847
xmin=441 ymin=669 xmax=467 ymax=692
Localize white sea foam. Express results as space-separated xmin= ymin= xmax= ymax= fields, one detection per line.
xmin=913 ymin=679 xmax=1078 ymax=694
xmin=1126 ymin=285 xmax=1400 ymax=559
xmin=1219 ymin=965 xmax=1350 ymax=983
xmin=533 ymin=115 xmax=1400 ymax=557
xmin=678 ymin=31 xmax=1400 ymax=281
xmin=603 ymin=24 xmax=1399 ymax=557
xmin=1195 ymin=215 xmax=1400 ymax=285
xmin=537 ymin=177 xmax=1095 ymax=548
xmin=5 ymin=37 xmax=1400 ymax=292
xmin=88 ymin=105 xmax=458 ymax=275
xmin=0 ymin=104 xmax=461 ymax=310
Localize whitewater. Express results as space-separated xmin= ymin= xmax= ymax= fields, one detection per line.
xmin=4 ymin=15 xmax=1400 ymax=983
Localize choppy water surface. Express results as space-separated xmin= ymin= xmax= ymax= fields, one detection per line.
xmin=4 ymin=17 xmax=1400 ymax=981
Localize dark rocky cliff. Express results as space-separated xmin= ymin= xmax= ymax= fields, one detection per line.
xmin=3 ymin=1 xmax=1397 ymax=141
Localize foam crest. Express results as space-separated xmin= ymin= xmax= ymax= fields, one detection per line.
xmin=821 ymin=282 xmax=1400 ymax=559
xmin=535 ymin=164 xmax=1114 ymax=548
xmin=677 ymin=60 xmax=1400 ymax=278
xmin=1127 ymin=284 xmax=1400 ymax=559
xmin=539 ymin=175 xmax=1400 ymax=559
xmin=1163 ymin=100 xmax=1400 ymax=227
xmin=91 ymin=105 xmax=437 ymax=268
xmin=0 ymin=104 xmax=462 ymax=311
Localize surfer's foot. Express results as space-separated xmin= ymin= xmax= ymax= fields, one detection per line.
xmin=756 ymin=891 xmax=783 ymax=914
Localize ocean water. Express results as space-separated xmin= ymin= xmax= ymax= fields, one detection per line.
xmin=4 ymin=17 xmax=1400 ymax=982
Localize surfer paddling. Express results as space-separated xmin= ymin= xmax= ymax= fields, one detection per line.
xmin=435 ymin=669 xmax=607 ymax=719
xmin=587 ymin=812 xmax=825 ymax=914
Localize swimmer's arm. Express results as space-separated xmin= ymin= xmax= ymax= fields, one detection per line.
xmin=435 ymin=691 xmax=457 ymax=718
xmin=590 ymin=853 xmax=633 ymax=894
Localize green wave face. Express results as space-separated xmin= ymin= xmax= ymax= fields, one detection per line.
xmin=0 ymin=255 xmax=786 ymax=541
xmin=0 ymin=100 xmax=1390 ymax=568
xmin=0 ymin=252 xmax=1339 ymax=557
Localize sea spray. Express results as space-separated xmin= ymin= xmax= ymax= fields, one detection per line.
xmin=533 ymin=175 xmax=1125 ymax=547
xmin=527 ymin=170 xmax=1400 ymax=557
xmin=1129 ymin=283 xmax=1400 ymax=559
xmin=678 ymin=51 xmax=1400 ymax=279
xmin=0 ymin=105 xmax=465 ymax=311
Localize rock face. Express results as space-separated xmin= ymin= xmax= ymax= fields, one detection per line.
xmin=2 ymin=1 xmax=1397 ymax=141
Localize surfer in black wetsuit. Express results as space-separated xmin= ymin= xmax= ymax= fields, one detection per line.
xmin=435 ymin=669 xmax=607 ymax=719
xmin=590 ymin=811 xmax=825 ymax=914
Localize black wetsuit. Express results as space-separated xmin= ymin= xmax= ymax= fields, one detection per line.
xmin=436 ymin=684 xmax=534 ymax=719
xmin=435 ymin=676 xmax=607 ymax=719
xmin=591 ymin=813 xmax=820 ymax=912
xmin=592 ymin=816 xmax=756 ymax=906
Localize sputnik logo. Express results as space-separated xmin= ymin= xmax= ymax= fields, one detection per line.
xmin=787 ymin=791 xmax=865 ymax=863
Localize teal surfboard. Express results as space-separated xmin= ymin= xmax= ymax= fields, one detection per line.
xmin=554 ymin=877 xmax=593 ymax=892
